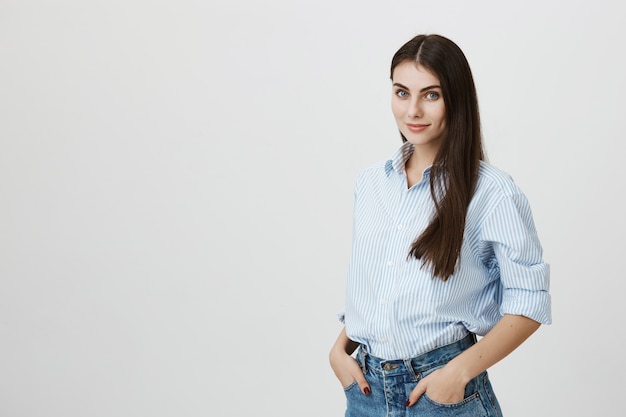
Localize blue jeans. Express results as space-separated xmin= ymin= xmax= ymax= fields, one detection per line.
xmin=344 ymin=334 xmax=503 ymax=417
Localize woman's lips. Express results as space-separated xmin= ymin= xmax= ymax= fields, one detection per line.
xmin=406 ymin=123 xmax=428 ymax=133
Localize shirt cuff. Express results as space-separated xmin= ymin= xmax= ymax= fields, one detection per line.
xmin=500 ymin=288 xmax=552 ymax=324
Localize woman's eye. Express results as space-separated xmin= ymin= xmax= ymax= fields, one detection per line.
xmin=425 ymin=91 xmax=440 ymax=100
xmin=396 ymin=90 xmax=408 ymax=98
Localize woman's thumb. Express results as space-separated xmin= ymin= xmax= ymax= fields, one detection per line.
xmin=353 ymin=372 xmax=371 ymax=395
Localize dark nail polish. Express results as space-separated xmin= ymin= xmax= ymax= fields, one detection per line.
xmin=364 ymin=387 xmax=370 ymax=395
xmin=405 ymin=400 xmax=411 ymax=407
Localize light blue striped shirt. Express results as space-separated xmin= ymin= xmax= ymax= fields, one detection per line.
xmin=342 ymin=142 xmax=551 ymax=360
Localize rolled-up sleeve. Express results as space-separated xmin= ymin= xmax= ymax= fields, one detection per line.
xmin=336 ymin=309 xmax=346 ymax=324
xmin=482 ymin=194 xmax=552 ymax=324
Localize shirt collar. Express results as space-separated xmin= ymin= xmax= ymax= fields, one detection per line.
xmin=386 ymin=141 xmax=413 ymax=175
xmin=385 ymin=141 xmax=433 ymax=179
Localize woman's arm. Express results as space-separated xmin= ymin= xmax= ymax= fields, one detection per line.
xmin=407 ymin=314 xmax=540 ymax=406
xmin=329 ymin=327 xmax=371 ymax=395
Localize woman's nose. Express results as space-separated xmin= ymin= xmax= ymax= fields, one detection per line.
xmin=407 ymin=99 xmax=422 ymax=118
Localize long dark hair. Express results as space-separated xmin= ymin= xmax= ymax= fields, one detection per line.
xmin=391 ymin=34 xmax=484 ymax=280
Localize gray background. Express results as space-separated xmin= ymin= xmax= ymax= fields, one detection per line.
xmin=1 ymin=0 xmax=624 ymax=416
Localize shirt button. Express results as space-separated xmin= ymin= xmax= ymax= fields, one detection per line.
xmin=387 ymin=261 xmax=394 ymax=267
xmin=381 ymin=298 xmax=387 ymax=305
xmin=397 ymin=224 xmax=403 ymax=230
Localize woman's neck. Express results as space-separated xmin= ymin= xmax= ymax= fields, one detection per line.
xmin=405 ymin=147 xmax=436 ymax=188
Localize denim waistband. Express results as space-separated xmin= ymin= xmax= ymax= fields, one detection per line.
xmin=357 ymin=333 xmax=477 ymax=377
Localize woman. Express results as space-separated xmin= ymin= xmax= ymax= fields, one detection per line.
xmin=329 ymin=34 xmax=551 ymax=417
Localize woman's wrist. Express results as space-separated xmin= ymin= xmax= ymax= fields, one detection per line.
xmin=330 ymin=327 xmax=360 ymax=357
xmin=330 ymin=340 xmax=355 ymax=357
xmin=441 ymin=357 xmax=473 ymax=386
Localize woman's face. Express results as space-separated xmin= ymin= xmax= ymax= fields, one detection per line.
xmin=391 ymin=62 xmax=446 ymax=152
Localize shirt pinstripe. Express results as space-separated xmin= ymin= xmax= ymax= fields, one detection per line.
xmin=342 ymin=142 xmax=551 ymax=360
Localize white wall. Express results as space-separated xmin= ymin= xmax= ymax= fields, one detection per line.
xmin=1 ymin=0 xmax=624 ymax=416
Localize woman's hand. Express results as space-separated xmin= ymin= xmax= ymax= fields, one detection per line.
xmin=329 ymin=327 xmax=370 ymax=395
xmin=406 ymin=366 xmax=465 ymax=406
xmin=329 ymin=349 xmax=370 ymax=394
xmin=407 ymin=315 xmax=541 ymax=407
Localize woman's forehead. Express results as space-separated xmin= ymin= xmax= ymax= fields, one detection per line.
xmin=392 ymin=61 xmax=440 ymax=88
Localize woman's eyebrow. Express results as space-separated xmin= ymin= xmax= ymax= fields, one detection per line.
xmin=392 ymin=82 xmax=410 ymax=90
xmin=420 ymin=85 xmax=441 ymax=92
xmin=392 ymin=82 xmax=442 ymax=93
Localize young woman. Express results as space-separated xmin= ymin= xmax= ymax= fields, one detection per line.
xmin=329 ymin=34 xmax=551 ymax=417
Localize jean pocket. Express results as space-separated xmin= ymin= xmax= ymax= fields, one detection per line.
xmin=415 ymin=392 xmax=488 ymax=416
xmin=343 ymin=380 xmax=359 ymax=392
xmin=423 ymin=391 xmax=481 ymax=408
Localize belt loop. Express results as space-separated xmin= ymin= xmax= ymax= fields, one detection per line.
xmin=403 ymin=358 xmax=419 ymax=382
xmin=358 ymin=345 xmax=368 ymax=374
